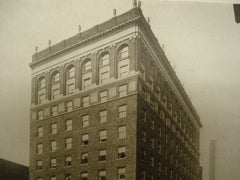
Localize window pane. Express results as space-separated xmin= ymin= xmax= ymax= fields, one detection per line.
xmin=81 ymin=152 xmax=88 ymax=164
xmin=101 ymin=54 xmax=109 ymax=66
xmin=65 ymin=137 xmax=72 ymax=149
xmin=65 ymin=156 xmax=71 ymax=166
xmin=100 ymin=91 xmax=107 ymax=103
xmin=99 ymin=130 xmax=107 ymax=142
xmin=99 ymin=110 xmax=107 ymax=123
xmin=66 ymin=101 xmax=73 ymax=112
xmin=66 ymin=119 xmax=72 ymax=131
xmin=118 ymin=105 xmax=127 ymax=118
xmin=119 ymin=85 xmax=127 ymax=97
xmin=83 ymin=77 xmax=91 ymax=89
xmin=67 ymin=83 xmax=75 ymax=94
xmin=120 ymin=47 xmax=128 ymax=59
xmin=39 ymin=79 xmax=46 ymax=88
xmin=84 ymin=61 xmax=92 ymax=71
xmin=100 ymin=71 xmax=109 ymax=83
xmin=52 ymin=88 xmax=59 ymax=99
xmin=82 ymin=96 xmax=90 ymax=107
xmin=68 ymin=67 xmax=75 ymax=78
xmin=37 ymin=127 xmax=43 ymax=137
xmin=37 ymin=144 xmax=43 ymax=154
xmin=82 ymin=115 xmax=89 ymax=127
xmin=38 ymin=110 xmax=43 ymax=120
xmin=118 ymin=167 xmax=126 ymax=179
xmin=51 ymin=123 xmax=57 ymax=134
xmin=51 ymin=141 xmax=57 ymax=152
xmin=118 ymin=146 xmax=126 ymax=159
xmin=51 ymin=106 xmax=58 ymax=116
xmin=82 ymin=134 xmax=89 ymax=145
xmin=50 ymin=158 xmax=56 ymax=168
xmin=118 ymin=126 xmax=126 ymax=139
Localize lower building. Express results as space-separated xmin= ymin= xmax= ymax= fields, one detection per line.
xmin=0 ymin=158 xmax=29 ymax=180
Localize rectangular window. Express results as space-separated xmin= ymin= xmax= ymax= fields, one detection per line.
xmin=39 ymin=93 xmax=45 ymax=104
xmin=83 ymin=77 xmax=91 ymax=89
xmin=150 ymin=154 xmax=154 ymax=167
xmin=150 ymin=136 xmax=154 ymax=149
xmin=100 ymin=71 xmax=109 ymax=84
xmin=119 ymin=84 xmax=127 ymax=97
xmin=118 ymin=126 xmax=126 ymax=139
xmin=51 ymin=140 xmax=57 ymax=152
xmin=81 ymin=152 xmax=88 ymax=164
xmin=82 ymin=134 xmax=89 ymax=145
xmin=67 ymin=83 xmax=74 ymax=94
xmin=50 ymin=158 xmax=56 ymax=169
xmin=81 ymin=172 xmax=88 ymax=180
xmin=117 ymin=167 xmax=126 ymax=179
xmin=119 ymin=60 xmax=129 ymax=78
xmin=37 ymin=127 xmax=43 ymax=137
xmin=52 ymin=88 xmax=59 ymax=99
xmin=37 ymin=144 xmax=42 ymax=154
xmin=51 ymin=106 xmax=58 ymax=116
xmin=118 ymin=146 xmax=126 ymax=159
xmin=51 ymin=123 xmax=57 ymax=134
xmin=36 ymin=160 xmax=42 ymax=170
xmin=100 ymin=90 xmax=108 ymax=103
xmin=65 ymin=174 xmax=71 ymax=180
xmin=99 ymin=110 xmax=107 ymax=123
xmin=65 ymin=156 xmax=71 ymax=167
xmin=82 ymin=114 xmax=89 ymax=127
xmin=99 ymin=149 xmax=106 ymax=161
xmin=65 ymin=119 xmax=72 ymax=131
xmin=82 ymin=96 xmax=90 ymax=107
xmin=99 ymin=130 xmax=107 ymax=142
xmin=38 ymin=110 xmax=43 ymax=120
xmin=66 ymin=101 xmax=73 ymax=112
xmin=118 ymin=105 xmax=127 ymax=118
xmin=50 ymin=176 xmax=56 ymax=180
xmin=65 ymin=137 xmax=72 ymax=149
xmin=98 ymin=170 xmax=106 ymax=180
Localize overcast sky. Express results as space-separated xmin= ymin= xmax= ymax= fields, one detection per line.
xmin=0 ymin=0 xmax=240 ymax=179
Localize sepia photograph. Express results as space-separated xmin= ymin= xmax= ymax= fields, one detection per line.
xmin=0 ymin=0 xmax=240 ymax=179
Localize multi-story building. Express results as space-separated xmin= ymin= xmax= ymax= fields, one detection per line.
xmin=29 ymin=3 xmax=202 ymax=180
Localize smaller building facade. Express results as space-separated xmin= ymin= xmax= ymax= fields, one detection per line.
xmin=0 ymin=158 xmax=29 ymax=180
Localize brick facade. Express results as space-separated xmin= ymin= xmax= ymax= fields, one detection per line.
xmin=29 ymin=6 xmax=201 ymax=180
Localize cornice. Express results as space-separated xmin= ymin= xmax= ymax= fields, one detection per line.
xmin=29 ymin=16 xmax=141 ymax=69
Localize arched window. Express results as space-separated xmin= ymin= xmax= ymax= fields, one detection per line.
xmin=118 ymin=45 xmax=129 ymax=78
xmin=53 ymin=73 xmax=59 ymax=82
xmin=82 ymin=59 xmax=92 ymax=90
xmin=39 ymin=78 xmax=46 ymax=89
xmin=66 ymin=66 xmax=75 ymax=95
xmin=37 ymin=77 xmax=46 ymax=104
xmin=84 ymin=61 xmax=91 ymax=72
xmin=51 ymin=72 xmax=60 ymax=100
xmin=120 ymin=46 xmax=128 ymax=59
xmin=67 ymin=67 xmax=75 ymax=78
xmin=99 ymin=53 xmax=110 ymax=84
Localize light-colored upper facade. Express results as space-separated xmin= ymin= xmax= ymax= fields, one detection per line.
xmin=30 ymin=7 xmax=201 ymax=130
